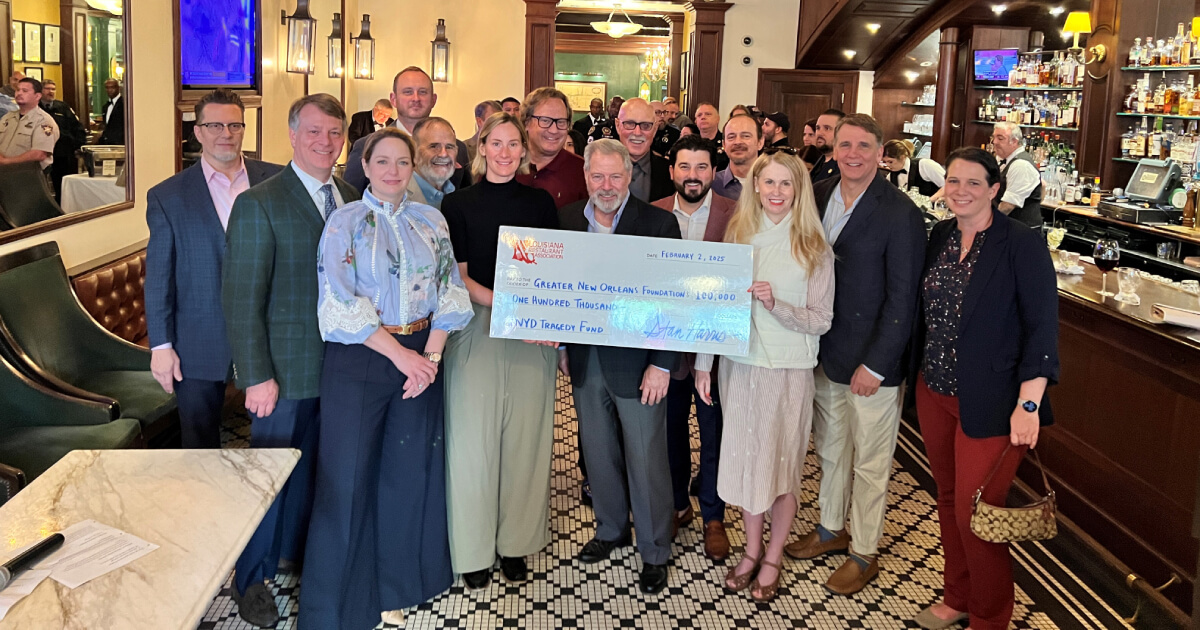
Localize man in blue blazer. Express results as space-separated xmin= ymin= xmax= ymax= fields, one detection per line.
xmin=783 ymin=114 xmax=926 ymax=595
xmin=146 ymin=89 xmax=282 ymax=449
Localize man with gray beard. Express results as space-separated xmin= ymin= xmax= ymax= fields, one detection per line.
xmin=409 ymin=116 xmax=459 ymax=209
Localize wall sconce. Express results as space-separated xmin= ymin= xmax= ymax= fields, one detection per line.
xmin=281 ymin=0 xmax=316 ymax=75
xmin=1064 ymin=11 xmax=1106 ymax=67
xmin=327 ymin=12 xmax=343 ymax=78
xmin=352 ymin=15 xmax=375 ymax=80
xmin=431 ymin=19 xmax=450 ymax=82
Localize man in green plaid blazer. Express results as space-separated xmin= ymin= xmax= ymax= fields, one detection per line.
xmin=221 ymin=93 xmax=359 ymax=628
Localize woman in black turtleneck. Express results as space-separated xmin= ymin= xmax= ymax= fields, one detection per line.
xmin=440 ymin=112 xmax=560 ymax=591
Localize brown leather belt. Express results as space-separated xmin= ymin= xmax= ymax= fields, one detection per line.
xmin=382 ymin=316 xmax=431 ymax=335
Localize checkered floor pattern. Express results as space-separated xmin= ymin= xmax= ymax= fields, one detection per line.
xmin=198 ymin=377 xmax=1128 ymax=629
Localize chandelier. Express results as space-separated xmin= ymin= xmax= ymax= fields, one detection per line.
xmin=641 ymin=46 xmax=669 ymax=82
xmin=591 ymin=4 xmax=642 ymax=38
xmin=85 ymin=0 xmax=122 ymax=15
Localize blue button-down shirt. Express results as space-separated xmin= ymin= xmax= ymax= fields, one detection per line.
xmin=583 ymin=193 xmax=631 ymax=233
xmin=317 ymin=188 xmax=473 ymax=344
xmin=414 ymin=172 xmax=455 ymax=209
xmin=711 ymin=166 xmax=745 ymax=201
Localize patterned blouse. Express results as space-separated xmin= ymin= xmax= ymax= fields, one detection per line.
xmin=317 ymin=188 xmax=473 ymax=344
xmin=921 ymin=227 xmax=988 ymax=396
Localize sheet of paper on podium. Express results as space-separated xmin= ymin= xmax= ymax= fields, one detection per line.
xmin=490 ymin=227 xmax=753 ymax=356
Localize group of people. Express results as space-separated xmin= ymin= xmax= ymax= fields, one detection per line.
xmin=145 ymin=64 xmax=1060 ymax=630
xmin=0 ymin=69 xmax=125 ymax=198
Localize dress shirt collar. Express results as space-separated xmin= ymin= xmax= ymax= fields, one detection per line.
xmin=200 ymin=154 xmax=247 ymax=185
xmin=393 ymin=119 xmax=412 ymax=135
xmin=902 ymin=157 xmax=912 ymax=173
xmin=672 ymin=189 xmax=713 ymax=217
xmin=414 ymin=172 xmax=454 ymax=205
xmin=584 ymin=193 xmax=631 ymax=233
xmin=362 ymin=186 xmax=410 ymax=215
xmin=290 ymin=161 xmax=336 ymax=196
xmin=632 ymin=152 xmax=652 ymax=173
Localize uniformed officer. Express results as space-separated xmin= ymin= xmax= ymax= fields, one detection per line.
xmin=651 ymin=100 xmax=680 ymax=158
xmin=0 ymin=77 xmax=59 ymax=171
xmin=40 ymin=80 xmax=87 ymax=196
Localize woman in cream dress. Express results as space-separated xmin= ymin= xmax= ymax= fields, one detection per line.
xmin=695 ymin=150 xmax=834 ymax=603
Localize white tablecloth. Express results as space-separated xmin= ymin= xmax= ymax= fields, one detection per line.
xmin=60 ymin=174 xmax=125 ymax=213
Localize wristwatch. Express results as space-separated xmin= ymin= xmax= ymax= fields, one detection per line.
xmin=1018 ymin=398 xmax=1038 ymax=413
xmin=423 ymin=352 xmax=442 ymax=364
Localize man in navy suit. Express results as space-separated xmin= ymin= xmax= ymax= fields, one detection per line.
xmin=783 ymin=114 xmax=926 ymax=595
xmin=146 ymin=88 xmax=282 ymax=449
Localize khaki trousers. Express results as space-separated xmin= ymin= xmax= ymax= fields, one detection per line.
xmin=811 ymin=364 xmax=901 ymax=557
xmin=444 ymin=304 xmax=558 ymax=573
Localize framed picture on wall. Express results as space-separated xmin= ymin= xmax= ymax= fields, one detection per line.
xmin=12 ymin=21 xmax=23 ymax=63
xmin=24 ymin=67 xmax=42 ymax=81
xmin=23 ymin=22 xmax=41 ymax=63
xmin=43 ymin=24 xmax=60 ymax=64
xmin=680 ymin=52 xmax=689 ymax=91
xmin=555 ymin=80 xmax=608 ymax=113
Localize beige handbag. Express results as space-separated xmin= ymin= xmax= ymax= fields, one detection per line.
xmin=969 ymin=445 xmax=1057 ymax=543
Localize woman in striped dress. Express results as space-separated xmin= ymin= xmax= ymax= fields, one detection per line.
xmin=695 ymin=150 xmax=835 ymax=603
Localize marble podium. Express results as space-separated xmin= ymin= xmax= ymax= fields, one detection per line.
xmin=0 ymin=449 xmax=299 ymax=629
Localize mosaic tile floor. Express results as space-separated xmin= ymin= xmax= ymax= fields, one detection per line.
xmin=199 ymin=377 xmax=1138 ymax=629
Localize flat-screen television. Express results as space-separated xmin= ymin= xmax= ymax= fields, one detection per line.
xmin=180 ymin=0 xmax=258 ymax=90
xmin=974 ymin=48 xmax=1019 ymax=85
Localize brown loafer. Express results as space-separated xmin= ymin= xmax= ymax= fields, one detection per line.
xmin=703 ymin=520 xmax=730 ymax=561
xmin=824 ymin=555 xmax=879 ymax=596
xmin=784 ymin=528 xmax=850 ymax=560
xmin=670 ymin=505 xmax=695 ymax=539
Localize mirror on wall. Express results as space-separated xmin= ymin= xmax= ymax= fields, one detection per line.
xmin=0 ymin=0 xmax=130 ymax=239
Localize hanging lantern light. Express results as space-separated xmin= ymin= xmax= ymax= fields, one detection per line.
xmin=281 ymin=0 xmax=316 ymax=75
xmin=431 ymin=19 xmax=451 ymax=82
xmin=352 ymin=14 xmax=375 ymax=80
xmin=327 ymin=12 xmax=343 ymax=78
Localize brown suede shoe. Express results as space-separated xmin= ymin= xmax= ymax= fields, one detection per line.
xmin=703 ymin=520 xmax=730 ymax=561
xmin=670 ymin=505 xmax=695 ymax=539
xmin=784 ymin=529 xmax=850 ymax=560
xmin=824 ymin=556 xmax=879 ymax=595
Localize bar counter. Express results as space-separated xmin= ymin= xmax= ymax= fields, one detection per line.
xmin=1035 ymin=255 xmax=1200 ymax=614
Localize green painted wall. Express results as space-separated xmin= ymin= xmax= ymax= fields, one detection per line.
xmin=555 ymin=52 xmax=641 ymax=122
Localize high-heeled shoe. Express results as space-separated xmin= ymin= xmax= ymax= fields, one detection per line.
xmin=723 ymin=552 xmax=762 ymax=592
xmin=749 ymin=558 xmax=783 ymax=603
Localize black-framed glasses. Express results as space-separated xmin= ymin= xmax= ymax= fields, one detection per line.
xmin=619 ymin=120 xmax=656 ymax=132
xmin=763 ymin=145 xmax=799 ymax=156
xmin=653 ymin=110 xmax=667 ymax=116
xmin=196 ymin=122 xmax=247 ymax=133
xmin=530 ymin=115 xmax=570 ymax=130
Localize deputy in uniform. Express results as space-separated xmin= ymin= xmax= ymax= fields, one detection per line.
xmin=0 ymin=76 xmax=59 ymax=172
xmin=652 ymin=101 xmax=680 ymax=158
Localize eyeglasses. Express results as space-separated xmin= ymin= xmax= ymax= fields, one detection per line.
xmin=196 ymin=122 xmax=247 ymax=133
xmin=654 ymin=110 xmax=667 ymax=116
xmin=529 ymin=115 xmax=570 ymax=130
xmin=619 ymin=120 xmax=656 ymax=132
xmin=763 ymin=145 xmax=799 ymax=156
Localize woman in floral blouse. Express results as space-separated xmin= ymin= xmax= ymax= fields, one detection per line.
xmin=301 ymin=127 xmax=473 ymax=630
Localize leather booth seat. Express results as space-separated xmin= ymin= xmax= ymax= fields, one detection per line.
xmin=71 ymin=249 xmax=148 ymax=345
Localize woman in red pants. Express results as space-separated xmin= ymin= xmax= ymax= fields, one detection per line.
xmin=908 ymin=147 xmax=1059 ymax=630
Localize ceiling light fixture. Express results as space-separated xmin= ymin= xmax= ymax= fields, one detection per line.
xmin=991 ymin=4 xmax=1007 ymax=14
xmin=591 ymin=4 xmax=643 ymax=38
xmin=919 ymin=61 xmax=934 ymax=67
xmin=905 ymin=71 xmax=919 ymax=82
xmin=1049 ymin=6 xmax=1065 ymax=16
xmin=866 ymin=23 xmax=881 ymax=34
xmin=843 ymin=49 xmax=856 ymax=60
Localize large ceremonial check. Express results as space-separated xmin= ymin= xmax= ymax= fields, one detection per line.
xmin=490 ymin=227 xmax=753 ymax=356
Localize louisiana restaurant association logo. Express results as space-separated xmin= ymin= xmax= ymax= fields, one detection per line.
xmin=511 ymin=237 xmax=564 ymax=264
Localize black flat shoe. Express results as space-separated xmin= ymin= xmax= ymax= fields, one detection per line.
xmin=463 ymin=568 xmax=492 ymax=591
xmin=500 ymin=556 xmax=528 ymax=583
xmin=639 ymin=562 xmax=669 ymax=594
xmin=577 ymin=536 xmax=628 ymax=564
xmin=232 ymin=580 xmax=280 ymax=627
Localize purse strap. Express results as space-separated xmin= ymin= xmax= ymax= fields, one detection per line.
xmin=972 ymin=444 xmax=1054 ymax=507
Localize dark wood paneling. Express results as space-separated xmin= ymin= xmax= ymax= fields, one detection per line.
xmin=554 ymin=33 xmax=671 ymax=56
xmin=932 ymin=27 xmax=959 ymax=162
xmin=871 ymin=87 xmax=922 ymax=143
xmin=685 ymin=1 xmax=732 ymax=112
xmin=667 ymin=16 xmax=684 ymax=101
xmin=796 ymin=0 xmax=846 ymax=67
xmin=1033 ymin=287 xmax=1200 ymax=614
xmin=61 ymin=2 xmax=89 ymax=120
xmin=524 ymin=0 xmax=558 ymax=93
xmin=756 ymin=69 xmax=859 ymax=137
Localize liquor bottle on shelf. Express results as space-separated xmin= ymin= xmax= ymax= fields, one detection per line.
xmin=1181 ymin=76 xmax=1195 ymax=115
xmin=1134 ymin=117 xmax=1150 ymax=157
xmin=1167 ymin=31 xmax=1180 ymax=67
xmin=1154 ymin=73 xmax=1168 ymax=113
xmin=1181 ymin=23 xmax=1194 ymax=65
xmin=1129 ymin=38 xmax=1143 ymax=67
xmin=1156 ymin=39 xmax=1168 ymax=65
xmin=1142 ymin=36 xmax=1155 ymax=66
xmin=1166 ymin=78 xmax=1181 ymax=114
xmin=1150 ymin=115 xmax=1165 ymax=158
xmin=1065 ymin=172 xmax=1078 ymax=203
xmin=1090 ymin=177 xmax=1102 ymax=206
xmin=1121 ymin=126 xmax=1134 ymax=157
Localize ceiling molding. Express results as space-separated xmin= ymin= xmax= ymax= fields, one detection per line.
xmin=556 ymin=1 xmax=688 ymax=14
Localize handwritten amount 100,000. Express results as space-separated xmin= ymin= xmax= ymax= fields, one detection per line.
xmin=696 ymin=291 xmax=736 ymax=302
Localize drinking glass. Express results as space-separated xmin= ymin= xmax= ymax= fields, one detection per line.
xmin=1093 ymin=239 xmax=1120 ymax=297
xmin=1047 ymin=227 xmax=1066 ymax=250
xmin=1114 ymin=267 xmax=1141 ymax=305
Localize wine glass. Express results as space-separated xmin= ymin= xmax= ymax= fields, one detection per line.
xmin=1093 ymin=239 xmax=1120 ymax=297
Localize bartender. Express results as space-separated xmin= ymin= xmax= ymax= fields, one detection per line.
xmin=991 ymin=121 xmax=1043 ymax=229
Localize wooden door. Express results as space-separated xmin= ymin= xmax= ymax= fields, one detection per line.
xmin=756 ymin=69 xmax=860 ymax=130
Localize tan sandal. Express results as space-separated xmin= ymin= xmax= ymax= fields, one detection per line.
xmin=750 ymin=559 xmax=783 ymax=603
xmin=723 ymin=552 xmax=762 ymax=592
